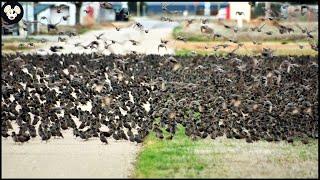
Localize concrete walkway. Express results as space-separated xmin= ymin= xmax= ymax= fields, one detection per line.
xmin=2 ymin=129 xmax=141 ymax=178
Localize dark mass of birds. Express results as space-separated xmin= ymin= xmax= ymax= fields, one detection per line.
xmin=1 ymin=2 xmax=319 ymax=145
xmin=1 ymin=52 xmax=318 ymax=145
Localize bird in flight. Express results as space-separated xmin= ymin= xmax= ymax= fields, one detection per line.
xmin=100 ymin=2 xmax=113 ymax=9
xmin=236 ymin=11 xmax=244 ymax=15
xmin=95 ymin=33 xmax=105 ymax=40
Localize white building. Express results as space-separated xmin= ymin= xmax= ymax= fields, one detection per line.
xmin=36 ymin=2 xmax=127 ymax=26
xmin=36 ymin=2 xmax=83 ymax=26
xmin=2 ymin=2 xmax=127 ymax=36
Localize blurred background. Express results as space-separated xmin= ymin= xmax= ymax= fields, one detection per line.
xmin=1 ymin=1 xmax=318 ymax=56
xmin=2 ymin=1 xmax=318 ymax=36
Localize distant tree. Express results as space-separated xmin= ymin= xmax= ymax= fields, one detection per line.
xmin=289 ymin=0 xmax=318 ymax=5
xmin=73 ymin=2 xmax=82 ymax=25
xmin=128 ymin=2 xmax=145 ymax=16
xmin=128 ymin=2 xmax=137 ymax=15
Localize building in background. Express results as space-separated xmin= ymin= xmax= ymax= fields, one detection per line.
xmin=144 ymin=2 xmax=229 ymax=16
xmin=35 ymin=2 xmax=90 ymax=27
xmin=98 ymin=2 xmax=126 ymax=23
xmin=35 ymin=2 xmax=127 ymax=26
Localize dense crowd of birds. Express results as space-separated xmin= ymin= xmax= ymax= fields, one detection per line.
xmin=1 ymin=53 xmax=318 ymax=145
xmin=1 ymin=2 xmax=318 ymax=145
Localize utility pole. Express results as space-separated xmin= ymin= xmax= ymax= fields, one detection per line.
xmin=26 ymin=2 xmax=29 ymax=38
xmin=137 ymin=1 xmax=140 ymax=16
xmin=34 ymin=2 xmax=38 ymax=34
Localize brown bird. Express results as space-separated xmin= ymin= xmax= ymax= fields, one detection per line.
xmin=110 ymin=23 xmax=120 ymax=31
xmin=301 ymin=138 xmax=309 ymax=144
xmin=158 ymin=43 xmax=167 ymax=52
xmin=185 ymin=19 xmax=195 ymax=27
xmin=246 ymin=137 xmax=253 ymax=143
xmin=166 ymin=134 xmax=173 ymax=140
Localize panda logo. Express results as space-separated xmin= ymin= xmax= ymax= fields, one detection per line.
xmin=1 ymin=2 xmax=24 ymax=25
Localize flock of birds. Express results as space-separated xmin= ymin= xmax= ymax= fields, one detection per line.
xmin=174 ymin=3 xmax=318 ymax=55
xmin=2 ymin=52 xmax=318 ymax=145
xmin=1 ymin=2 xmax=319 ymax=145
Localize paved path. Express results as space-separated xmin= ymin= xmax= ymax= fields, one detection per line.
xmin=2 ymin=131 xmax=140 ymax=178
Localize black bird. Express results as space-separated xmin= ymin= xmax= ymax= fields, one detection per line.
xmin=129 ymin=134 xmax=135 ymax=142
xmin=62 ymin=15 xmax=70 ymax=21
xmin=73 ymin=128 xmax=80 ymax=138
xmin=120 ymin=130 xmax=128 ymax=140
xmin=79 ymin=131 xmax=90 ymax=141
xmin=257 ymin=23 xmax=266 ymax=32
xmin=113 ymin=132 xmax=120 ymax=140
xmin=134 ymin=134 xmax=143 ymax=143
xmin=301 ymin=138 xmax=309 ymax=144
xmin=161 ymin=39 xmax=169 ymax=44
xmin=12 ymin=132 xmax=29 ymax=143
xmin=100 ymin=133 xmax=108 ymax=144
xmin=101 ymin=130 xmax=113 ymax=137
xmin=32 ymin=117 xmax=40 ymax=125
xmin=11 ymin=132 xmax=20 ymax=143
xmin=236 ymin=11 xmax=244 ymax=15
xmin=127 ymin=129 xmax=134 ymax=137
xmin=28 ymin=125 xmax=37 ymax=138
xmin=287 ymin=137 xmax=294 ymax=143
xmin=158 ymin=43 xmax=167 ymax=52
xmin=155 ymin=130 xmax=164 ymax=139
xmin=265 ymin=31 xmax=273 ymax=35
xmin=2 ymin=131 xmax=10 ymax=138
xmin=176 ymin=36 xmax=187 ymax=42
xmin=50 ymin=46 xmax=63 ymax=52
